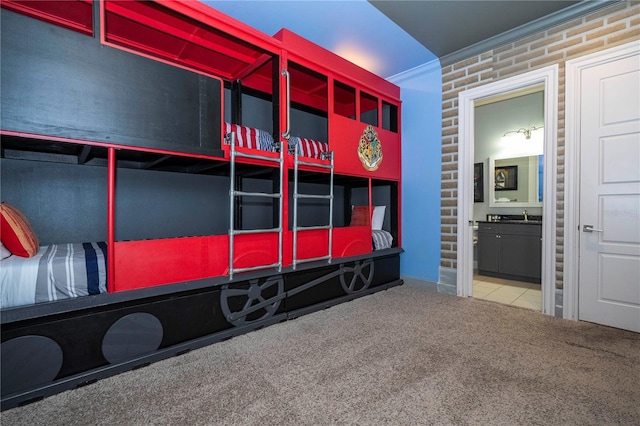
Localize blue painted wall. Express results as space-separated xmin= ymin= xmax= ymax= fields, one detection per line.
xmin=390 ymin=61 xmax=442 ymax=283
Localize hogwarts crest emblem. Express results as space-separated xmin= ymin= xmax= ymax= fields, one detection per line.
xmin=357 ymin=125 xmax=383 ymax=171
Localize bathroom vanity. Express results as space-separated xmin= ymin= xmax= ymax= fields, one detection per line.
xmin=477 ymin=221 xmax=542 ymax=283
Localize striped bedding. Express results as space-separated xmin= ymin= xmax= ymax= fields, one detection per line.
xmin=372 ymin=230 xmax=393 ymax=250
xmin=224 ymin=123 xmax=329 ymax=160
xmin=0 ymin=242 xmax=107 ymax=309
xmin=225 ymin=123 xmax=275 ymax=151
xmin=289 ymin=136 xmax=329 ymax=160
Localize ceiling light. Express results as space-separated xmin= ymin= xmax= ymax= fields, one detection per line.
xmin=503 ymin=126 xmax=543 ymax=140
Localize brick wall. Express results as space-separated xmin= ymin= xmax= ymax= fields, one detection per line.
xmin=440 ymin=1 xmax=639 ymax=292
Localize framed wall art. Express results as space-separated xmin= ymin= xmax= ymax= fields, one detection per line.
xmin=494 ymin=165 xmax=518 ymax=191
xmin=474 ymin=162 xmax=484 ymax=202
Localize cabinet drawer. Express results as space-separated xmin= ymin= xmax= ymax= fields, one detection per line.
xmin=478 ymin=223 xmax=499 ymax=233
xmin=500 ymin=223 xmax=542 ymax=237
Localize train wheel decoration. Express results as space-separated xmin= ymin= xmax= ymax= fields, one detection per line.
xmin=339 ymin=259 xmax=374 ymax=294
xmin=220 ymin=276 xmax=285 ymax=327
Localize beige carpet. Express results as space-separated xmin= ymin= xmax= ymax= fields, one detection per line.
xmin=2 ymin=285 xmax=639 ymax=425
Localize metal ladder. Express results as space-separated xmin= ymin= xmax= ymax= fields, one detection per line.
xmin=292 ymin=146 xmax=334 ymax=270
xmin=227 ymin=132 xmax=284 ymax=280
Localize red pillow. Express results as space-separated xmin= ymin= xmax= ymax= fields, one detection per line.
xmin=0 ymin=202 xmax=39 ymax=258
xmin=350 ymin=206 xmax=370 ymax=226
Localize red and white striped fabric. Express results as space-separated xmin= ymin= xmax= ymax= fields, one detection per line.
xmin=290 ymin=136 xmax=329 ymax=159
xmin=225 ymin=123 xmax=274 ymax=151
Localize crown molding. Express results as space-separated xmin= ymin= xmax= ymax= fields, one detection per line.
xmin=439 ymin=0 xmax=623 ymax=67
xmin=388 ymin=58 xmax=441 ymax=86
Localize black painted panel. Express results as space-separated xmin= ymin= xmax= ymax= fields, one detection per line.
xmin=0 ymin=253 xmax=401 ymax=405
xmin=115 ymin=167 xmax=229 ymax=240
xmin=102 ymin=313 xmax=164 ymax=364
xmin=0 ymin=288 xmax=229 ymax=382
xmin=284 ymin=265 xmax=351 ymax=312
xmin=370 ymin=255 xmax=400 ymax=288
xmin=1 ymin=159 xmax=108 ymax=245
xmin=0 ymin=10 xmax=221 ymax=155
xmin=1 ymin=335 xmax=63 ymax=396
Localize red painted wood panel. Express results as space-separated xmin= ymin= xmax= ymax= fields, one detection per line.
xmin=102 ymin=0 xmax=281 ymax=82
xmin=232 ymin=233 xmax=280 ymax=270
xmin=113 ymin=236 xmax=228 ymax=291
xmin=296 ymin=229 xmax=330 ymax=260
xmin=290 ymin=227 xmax=372 ymax=265
xmin=331 ymin=115 xmax=400 ymax=180
xmin=333 ymin=226 xmax=372 ymax=258
xmin=113 ymin=233 xmax=282 ymax=291
xmin=1 ymin=0 xmax=93 ymax=35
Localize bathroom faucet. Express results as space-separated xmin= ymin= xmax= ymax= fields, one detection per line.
xmin=523 ymin=209 xmax=528 ymax=222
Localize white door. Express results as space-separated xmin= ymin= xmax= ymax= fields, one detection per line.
xmin=578 ymin=45 xmax=640 ymax=332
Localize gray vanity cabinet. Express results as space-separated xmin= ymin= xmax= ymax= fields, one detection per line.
xmin=477 ymin=224 xmax=501 ymax=274
xmin=477 ymin=222 xmax=542 ymax=283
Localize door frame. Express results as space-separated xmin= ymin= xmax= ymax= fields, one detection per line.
xmin=457 ymin=65 xmax=558 ymax=316
xmin=563 ymin=40 xmax=640 ymax=321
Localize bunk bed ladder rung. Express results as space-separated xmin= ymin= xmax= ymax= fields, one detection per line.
xmin=234 ymin=150 xmax=281 ymax=164
xmin=294 ymin=225 xmax=331 ymax=232
xmin=295 ymin=193 xmax=332 ymax=200
xmin=232 ymin=190 xmax=281 ymax=199
xmin=232 ymin=227 xmax=281 ymax=236
xmin=292 ymin=147 xmax=334 ymax=270
xmin=231 ymin=262 xmax=282 ymax=275
xmin=228 ymin=132 xmax=284 ymax=280
xmin=295 ymin=255 xmax=331 ymax=265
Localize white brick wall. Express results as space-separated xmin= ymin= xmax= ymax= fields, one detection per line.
xmin=440 ymin=1 xmax=640 ymax=292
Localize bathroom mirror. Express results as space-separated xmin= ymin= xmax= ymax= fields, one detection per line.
xmin=489 ymin=155 xmax=543 ymax=208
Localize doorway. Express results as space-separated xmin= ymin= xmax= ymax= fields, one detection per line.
xmin=457 ymin=65 xmax=559 ymax=316
xmin=472 ymin=89 xmax=544 ymax=310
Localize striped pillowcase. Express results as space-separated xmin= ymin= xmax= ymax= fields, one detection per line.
xmin=289 ymin=137 xmax=329 ymax=159
xmin=225 ymin=123 xmax=274 ymax=151
xmin=0 ymin=202 xmax=39 ymax=258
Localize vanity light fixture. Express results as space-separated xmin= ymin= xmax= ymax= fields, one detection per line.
xmin=502 ymin=126 xmax=543 ymax=139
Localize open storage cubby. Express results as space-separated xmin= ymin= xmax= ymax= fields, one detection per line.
xmin=1 ymin=136 xmax=109 ymax=246
xmin=287 ymin=170 xmax=359 ymax=230
xmin=1 ymin=8 xmax=223 ymax=157
xmin=372 ymin=179 xmax=400 ymax=247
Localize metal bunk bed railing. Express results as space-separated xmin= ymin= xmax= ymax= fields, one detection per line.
xmin=226 ymin=132 xmax=284 ymax=280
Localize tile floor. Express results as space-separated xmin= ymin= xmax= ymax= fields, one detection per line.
xmin=473 ymin=274 xmax=541 ymax=311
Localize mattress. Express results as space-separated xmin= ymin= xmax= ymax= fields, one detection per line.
xmin=0 ymin=242 xmax=107 ymax=309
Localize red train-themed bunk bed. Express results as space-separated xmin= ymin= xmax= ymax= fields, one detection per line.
xmin=0 ymin=0 xmax=402 ymax=409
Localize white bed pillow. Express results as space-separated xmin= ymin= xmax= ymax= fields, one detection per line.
xmin=1 ymin=241 xmax=12 ymax=260
xmin=372 ymin=206 xmax=386 ymax=230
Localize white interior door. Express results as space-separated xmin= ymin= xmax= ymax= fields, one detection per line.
xmin=578 ymin=46 xmax=640 ymax=332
